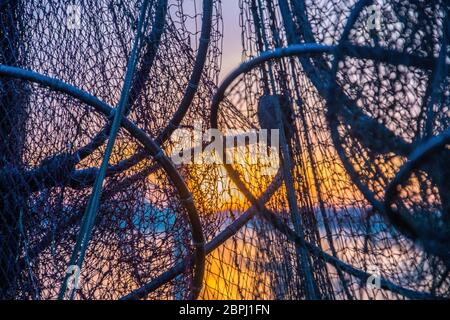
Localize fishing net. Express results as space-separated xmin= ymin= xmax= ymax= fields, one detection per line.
xmin=0 ymin=0 xmax=448 ymax=300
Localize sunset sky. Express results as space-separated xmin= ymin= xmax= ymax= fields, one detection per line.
xmin=219 ymin=0 xmax=242 ymax=81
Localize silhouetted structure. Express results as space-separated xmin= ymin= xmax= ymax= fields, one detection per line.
xmin=0 ymin=0 xmax=448 ymax=300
